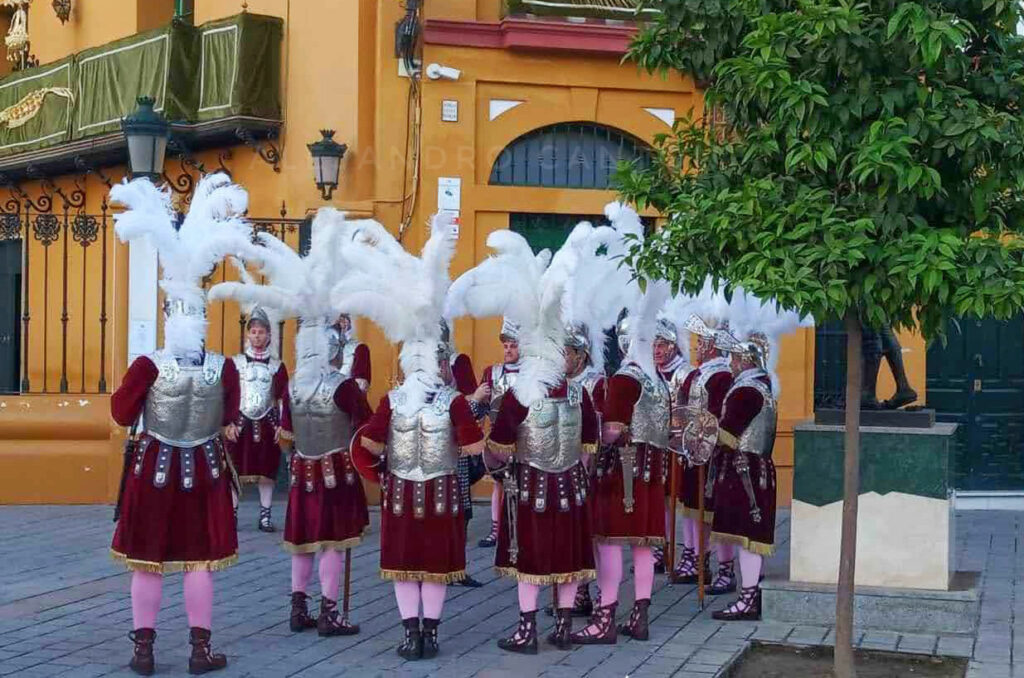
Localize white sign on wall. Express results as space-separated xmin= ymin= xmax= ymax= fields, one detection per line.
xmin=438 ymin=177 xmax=461 ymax=213
xmin=441 ymin=100 xmax=458 ymax=122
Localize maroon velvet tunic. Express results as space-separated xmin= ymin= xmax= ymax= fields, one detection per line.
xmin=591 ymin=371 xmax=668 ymax=547
xmin=489 ymin=383 xmax=599 ymax=584
xmin=283 ymin=378 xmax=371 ymax=554
xmin=451 ymin=353 xmax=478 ymax=396
xmin=110 ymin=355 xmax=240 ymax=573
xmin=676 ymin=366 xmax=733 ymax=521
xmin=709 ymin=374 xmax=777 ymax=556
xmin=227 ymin=355 xmax=290 ymax=483
xmin=362 ymin=392 xmax=484 ymax=583
xmin=347 ymin=343 xmax=372 ymax=386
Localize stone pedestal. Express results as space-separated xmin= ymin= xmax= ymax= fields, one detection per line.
xmin=790 ymin=421 xmax=957 ymax=590
xmin=763 ymin=420 xmax=979 ymax=633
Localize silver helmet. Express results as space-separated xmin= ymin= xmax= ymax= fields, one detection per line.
xmin=715 ymin=328 xmax=768 ymax=370
xmin=499 ymin=317 xmax=521 ymax=343
xmin=247 ymin=306 xmax=272 ymax=333
xmin=564 ymin=322 xmax=591 ymax=357
xmin=654 ymin=317 xmax=678 ymax=345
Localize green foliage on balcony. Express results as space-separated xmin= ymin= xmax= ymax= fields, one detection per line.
xmin=0 ymin=12 xmax=281 ymax=158
xmin=504 ymin=0 xmax=656 ymax=20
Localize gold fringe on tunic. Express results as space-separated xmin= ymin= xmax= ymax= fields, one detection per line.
xmin=282 ymin=528 xmax=367 ymax=554
xmin=110 ymin=550 xmax=238 ymax=574
xmin=709 ymin=530 xmax=775 ymax=557
xmin=379 ymin=569 xmax=467 ymax=584
xmin=494 ymin=567 xmax=596 ymax=586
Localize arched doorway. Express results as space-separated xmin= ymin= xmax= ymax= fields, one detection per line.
xmin=489 ymin=121 xmax=653 ymax=190
xmin=489 ymin=121 xmax=654 ymax=371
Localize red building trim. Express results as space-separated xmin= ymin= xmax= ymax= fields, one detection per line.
xmin=424 ymin=17 xmax=638 ymax=55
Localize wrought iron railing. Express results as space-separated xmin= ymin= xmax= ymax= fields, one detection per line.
xmin=0 ymin=191 xmax=310 ymax=395
xmin=0 ymin=186 xmax=112 ymax=395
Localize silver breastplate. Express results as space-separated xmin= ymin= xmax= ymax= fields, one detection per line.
xmin=726 ymin=370 xmax=778 ymax=457
xmin=143 ymin=351 xmax=225 ymax=448
xmin=616 ymin=363 xmax=670 ymax=448
xmin=690 ymin=358 xmax=731 ymax=410
xmin=234 ymin=355 xmax=280 ymax=420
xmin=572 ymin=369 xmax=604 ymax=400
xmin=491 ymin=364 xmax=518 ymax=402
xmin=289 ymin=372 xmax=352 ymax=459
xmin=387 ymin=387 xmax=459 ymax=482
xmin=515 ymin=385 xmax=584 ymax=473
xmin=336 ymin=342 xmax=357 ymax=379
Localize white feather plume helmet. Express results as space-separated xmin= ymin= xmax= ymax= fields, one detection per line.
xmin=445 ymin=226 xmax=583 ymax=407
xmin=331 ymin=211 xmax=459 ymax=413
xmin=227 ymin=257 xmax=280 ymax=356
xmin=623 ymin=279 xmax=673 ymax=381
xmin=562 ymin=201 xmax=647 ymax=374
xmin=712 ymin=285 xmax=816 ymax=396
xmin=208 ymin=207 xmax=348 ymax=387
xmin=109 ymin=173 xmax=252 ymax=357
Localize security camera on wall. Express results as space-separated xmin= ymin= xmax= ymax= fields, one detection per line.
xmin=426 ymin=63 xmax=461 ymax=81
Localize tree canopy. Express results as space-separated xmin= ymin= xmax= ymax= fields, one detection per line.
xmin=619 ymin=0 xmax=1024 ymax=336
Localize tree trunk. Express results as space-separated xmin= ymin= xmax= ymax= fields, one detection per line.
xmin=834 ymin=313 xmax=862 ymax=677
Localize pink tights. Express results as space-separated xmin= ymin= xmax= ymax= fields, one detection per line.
xmin=130 ymin=571 xmax=214 ymax=631
xmin=595 ymin=543 xmax=655 ymax=607
xmin=290 ymin=550 xmax=345 ymax=601
xmin=393 ymin=581 xmax=448 ymax=620
xmin=517 ymin=582 xmax=578 ymax=612
xmin=291 ymin=554 xmax=314 ymax=593
xmin=738 ymin=548 xmax=763 ymax=588
xmin=490 ymin=482 xmax=501 ymax=522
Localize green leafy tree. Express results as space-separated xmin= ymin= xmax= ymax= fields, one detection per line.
xmin=620 ymin=1 xmax=1024 ymax=675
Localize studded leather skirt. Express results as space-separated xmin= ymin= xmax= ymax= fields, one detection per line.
xmin=590 ymin=443 xmax=667 ymax=547
xmin=283 ymin=449 xmax=369 ymax=554
xmin=111 ymin=436 xmax=238 ymax=573
xmin=494 ymin=462 xmax=596 ymax=585
xmin=379 ymin=472 xmax=466 ymax=583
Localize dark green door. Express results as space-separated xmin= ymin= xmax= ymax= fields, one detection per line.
xmin=0 ymin=240 xmax=21 ymax=394
xmin=926 ymin=316 xmax=1024 ymax=491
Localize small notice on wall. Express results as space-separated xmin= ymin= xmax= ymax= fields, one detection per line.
xmin=441 ymin=100 xmax=458 ymax=122
xmin=438 ymin=177 xmax=461 ymax=213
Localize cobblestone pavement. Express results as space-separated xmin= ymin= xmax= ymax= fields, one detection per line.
xmin=0 ymin=503 xmax=1014 ymax=677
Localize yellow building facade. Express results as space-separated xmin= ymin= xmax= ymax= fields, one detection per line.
xmin=0 ymin=0 xmax=931 ymax=506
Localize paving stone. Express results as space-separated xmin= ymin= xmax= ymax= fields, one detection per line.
xmin=897 ymin=633 xmax=938 ymax=655
xmin=859 ymin=630 xmax=900 ymax=651
xmin=0 ymin=506 xmax=1019 ymax=677
xmin=937 ymin=635 xmax=975 ymax=658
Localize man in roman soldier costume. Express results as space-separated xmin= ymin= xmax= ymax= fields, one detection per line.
xmin=667 ymin=300 xmax=734 ymax=586
xmin=109 ymin=174 xmax=252 ymax=675
xmin=441 ymin=317 xmax=488 ymax=589
xmin=210 ymin=210 xmax=370 ymax=638
xmin=652 ymin=316 xmax=690 ymax=574
xmin=573 ymin=282 xmax=672 ymax=645
xmin=339 ymin=212 xmax=485 ymax=660
xmin=705 ymin=327 xmax=778 ymax=621
xmin=328 ymin=312 xmax=371 ymax=392
xmin=471 ymin=318 xmax=521 ymax=548
xmin=226 ymin=305 xmax=289 ymax=532
xmin=447 ymin=225 xmax=599 ymax=653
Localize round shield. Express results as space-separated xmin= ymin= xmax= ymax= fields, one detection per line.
xmin=482 ymin=442 xmax=513 ymax=478
xmin=667 ymin=402 xmax=689 ymax=457
xmin=682 ymin=410 xmax=719 ymax=466
xmin=349 ymin=424 xmax=385 ymax=484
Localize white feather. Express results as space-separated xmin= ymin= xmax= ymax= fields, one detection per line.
xmin=108 ymin=175 xmax=256 ymax=357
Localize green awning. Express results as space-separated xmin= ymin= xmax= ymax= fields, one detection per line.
xmin=0 ymin=12 xmax=282 ymax=158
